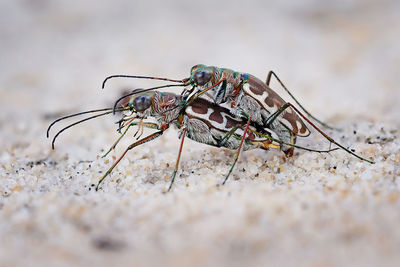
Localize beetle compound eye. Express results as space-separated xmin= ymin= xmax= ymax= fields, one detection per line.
xmin=194 ymin=70 xmax=212 ymax=86
xmin=190 ymin=64 xmax=206 ymax=74
xmin=133 ymin=95 xmax=152 ymax=111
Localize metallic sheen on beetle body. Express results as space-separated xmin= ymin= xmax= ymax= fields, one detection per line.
xmin=47 ymin=64 xmax=374 ymax=191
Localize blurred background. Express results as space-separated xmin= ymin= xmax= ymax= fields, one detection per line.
xmin=1 ymin=0 xmax=399 ymax=126
xmin=0 ymin=0 xmax=399 ymax=266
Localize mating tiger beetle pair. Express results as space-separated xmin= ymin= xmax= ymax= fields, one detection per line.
xmin=47 ymin=64 xmax=374 ymax=191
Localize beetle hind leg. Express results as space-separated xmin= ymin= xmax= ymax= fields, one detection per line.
xmin=283 ymin=134 xmax=296 ymax=157
xmin=251 ymin=139 xmax=280 ymax=151
xmin=270 ymin=125 xmax=297 ymax=157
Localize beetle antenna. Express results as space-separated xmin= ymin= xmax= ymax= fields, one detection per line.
xmin=50 ymin=109 xmax=127 ymax=149
xmin=47 ymin=108 xmax=116 ymax=138
xmin=102 ymin=74 xmax=189 ymax=89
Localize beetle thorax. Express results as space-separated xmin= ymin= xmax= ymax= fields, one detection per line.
xmin=201 ymin=68 xmax=242 ymax=104
xmin=151 ymin=91 xmax=185 ymax=125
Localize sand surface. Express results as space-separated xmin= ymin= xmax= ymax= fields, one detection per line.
xmin=1 ymin=1 xmax=400 ymax=266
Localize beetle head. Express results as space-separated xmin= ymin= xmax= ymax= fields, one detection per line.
xmin=190 ymin=64 xmax=214 ymax=86
xmin=124 ymin=91 xmax=155 ymax=112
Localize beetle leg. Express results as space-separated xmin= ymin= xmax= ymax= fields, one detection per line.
xmin=102 ymin=122 xmax=160 ymax=158
xmin=218 ymin=126 xmax=239 ymax=147
xmin=265 ymin=102 xmax=291 ymax=128
xmin=248 ymin=128 xmax=339 ymax=154
xmin=102 ymin=122 xmax=136 ymax=158
xmin=141 ymin=122 xmax=162 ymax=130
xmin=134 ymin=119 xmax=143 ymax=138
xmin=222 ymin=116 xmax=252 ymax=185
xmin=279 ymin=102 xmax=374 ymax=164
xmin=167 ymin=129 xmax=187 ymax=192
xmin=137 ymin=119 xmax=146 ymax=139
xmin=264 ymin=101 xmax=373 ymax=163
xmin=186 ymin=79 xmax=226 ymax=105
xmin=252 ymin=140 xmax=280 ymax=150
xmin=263 ymin=102 xmax=297 ymax=156
xmin=118 ymin=117 xmax=135 ymax=133
xmin=285 ymin=135 xmax=296 ymax=157
xmin=96 ymin=130 xmax=164 ymax=191
xmin=266 ymin=71 xmax=339 ymax=131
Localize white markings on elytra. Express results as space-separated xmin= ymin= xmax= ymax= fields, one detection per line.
xmin=296 ymin=120 xmax=310 ymax=136
xmin=186 ymin=104 xmax=258 ymax=139
xmin=186 ymin=106 xmax=238 ymax=132
xmin=280 ymin=118 xmax=295 ymax=132
xmin=242 ymin=83 xmax=278 ymax=114
xmin=296 ymin=121 xmax=303 ymax=133
xmin=242 ymin=82 xmax=310 ymax=136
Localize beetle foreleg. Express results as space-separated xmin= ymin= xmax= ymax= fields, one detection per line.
xmin=167 ymin=129 xmax=187 ymax=192
xmin=134 ymin=119 xmax=145 ymax=139
xmin=102 ymin=122 xmax=136 ymax=158
xmin=102 ymin=121 xmax=160 ymax=158
xmin=96 ymin=130 xmax=164 ymax=191
xmin=186 ymin=79 xmax=226 ymax=105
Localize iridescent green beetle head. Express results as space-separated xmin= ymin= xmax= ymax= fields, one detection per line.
xmin=126 ymin=91 xmax=155 ymax=112
xmin=190 ymin=64 xmax=215 ymax=86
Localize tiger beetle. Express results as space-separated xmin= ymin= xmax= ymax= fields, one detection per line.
xmin=47 ymin=65 xmax=374 ymax=191
xmin=103 ymin=64 xmax=375 ymax=164
xmin=47 ymin=88 xmax=340 ymax=191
